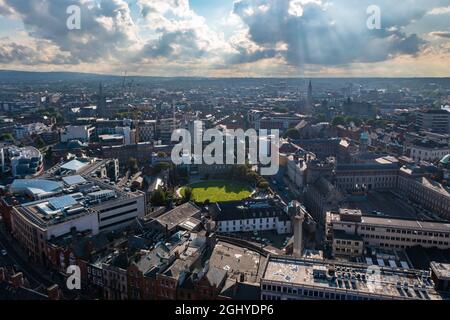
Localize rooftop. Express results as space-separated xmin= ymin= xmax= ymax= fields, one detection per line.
xmin=262 ymin=256 xmax=441 ymax=300
xmin=329 ymin=210 xmax=450 ymax=233
xmin=155 ymin=202 xmax=202 ymax=232
xmin=60 ymin=159 xmax=89 ymax=173
xmin=211 ymin=199 xmax=288 ymax=222
xmin=209 ymin=241 xmax=265 ymax=283
xmin=430 ymin=262 xmax=450 ymax=281
xmin=420 ymin=177 xmax=450 ymax=198
xmin=10 ymin=179 xmax=63 ymax=197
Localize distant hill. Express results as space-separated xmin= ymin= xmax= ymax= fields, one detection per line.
xmin=0 ymin=70 xmax=123 ymax=81
xmin=0 ymin=69 xmax=448 ymax=83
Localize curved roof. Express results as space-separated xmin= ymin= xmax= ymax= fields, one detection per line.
xmin=440 ymin=154 xmax=450 ymax=165
xmin=10 ymin=179 xmax=63 ymax=196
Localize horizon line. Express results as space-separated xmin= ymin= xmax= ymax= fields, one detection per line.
xmin=1 ymin=69 xmax=450 ymax=80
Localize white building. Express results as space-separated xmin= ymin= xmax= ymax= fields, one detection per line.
xmin=287 ymin=155 xmax=308 ymax=192
xmin=409 ymin=141 xmax=450 ymax=162
xmin=210 ymin=199 xmax=292 ymax=235
xmin=61 ymin=125 xmax=95 ymax=143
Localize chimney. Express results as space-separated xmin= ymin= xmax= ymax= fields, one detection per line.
xmin=205 ymin=221 xmax=212 ymax=233
xmin=11 ymin=272 xmax=24 ymax=288
xmin=0 ymin=268 xmax=5 ymax=282
xmin=47 ymin=284 xmax=60 ymax=300
xmin=293 ymin=213 xmax=304 ymax=257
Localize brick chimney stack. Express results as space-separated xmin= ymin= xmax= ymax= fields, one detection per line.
xmin=0 ymin=267 xmax=5 ymax=282
xmin=47 ymin=284 xmax=61 ymax=300
xmin=11 ymin=272 xmax=24 ymax=288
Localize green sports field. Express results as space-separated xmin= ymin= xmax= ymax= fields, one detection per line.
xmin=180 ymin=180 xmax=253 ymax=203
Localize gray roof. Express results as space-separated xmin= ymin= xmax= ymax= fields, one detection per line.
xmin=156 ymin=202 xmax=202 ymax=232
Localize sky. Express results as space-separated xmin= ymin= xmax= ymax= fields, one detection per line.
xmin=0 ymin=0 xmax=449 ymax=77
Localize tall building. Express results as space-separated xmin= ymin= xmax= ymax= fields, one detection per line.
xmin=97 ymin=83 xmax=107 ymax=118
xmin=307 ymin=80 xmax=313 ymax=108
xmin=416 ymin=109 xmax=450 ymax=134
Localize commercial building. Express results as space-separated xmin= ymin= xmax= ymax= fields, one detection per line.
xmin=136 ymin=120 xmax=157 ymax=142
xmin=430 ymin=262 xmax=450 ymax=293
xmin=10 ymin=146 xmax=43 ymax=178
xmin=399 ymin=167 xmax=450 ymax=220
xmin=334 ymin=160 xmax=399 ymax=192
xmin=409 ymin=140 xmax=450 ymax=162
xmin=8 ymin=158 xmax=145 ymax=263
xmin=61 ymin=125 xmax=95 ymax=143
xmin=260 ymin=255 xmax=442 ymax=300
xmin=416 ymin=109 xmax=450 ymax=134
xmin=325 ymin=209 xmax=450 ymax=258
xmin=101 ymin=142 xmax=155 ymax=165
xmin=304 ymin=177 xmax=342 ymax=224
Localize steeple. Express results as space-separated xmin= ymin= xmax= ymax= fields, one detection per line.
xmin=307 ymin=80 xmax=312 ymax=102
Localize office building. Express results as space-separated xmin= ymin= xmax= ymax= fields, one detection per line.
xmin=416 ymin=109 xmax=450 ymax=134
xmin=261 ymin=255 xmax=441 ymax=300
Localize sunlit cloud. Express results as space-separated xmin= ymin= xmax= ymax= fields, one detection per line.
xmin=0 ymin=0 xmax=448 ymax=76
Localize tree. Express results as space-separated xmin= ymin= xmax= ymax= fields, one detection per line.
xmin=127 ymin=157 xmax=139 ymax=174
xmin=316 ymin=113 xmax=327 ymax=122
xmin=150 ymin=189 xmax=167 ymax=206
xmin=0 ymin=133 xmax=14 ymax=141
xmin=182 ymin=187 xmax=193 ymax=203
xmin=35 ymin=137 xmax=45 ymax=149
xmin=284 ymin=128 xmax=301 ymax=140
xmin=345 ymin=116 xmax=362 ymax=127
xmin=257 ymin=181 xmax=270 ymax=190
xmin=153 ymin=161 xmax=171 ymax=174
xmin=332 ymin=116 xmax=346 ymax=126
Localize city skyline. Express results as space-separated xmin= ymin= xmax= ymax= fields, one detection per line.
xmin=0 ymin=0 xmax=449 ymax=77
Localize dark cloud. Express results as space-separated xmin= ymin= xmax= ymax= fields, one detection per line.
xmin=0 ymin=0 xmax=139 ymax=63
xmin=140 ymin=30 xmax=208 ymax=59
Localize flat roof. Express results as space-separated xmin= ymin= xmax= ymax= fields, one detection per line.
xmin=262 ymin=256 xmax=441 ymax=300
xmin=360 ymin=216 xmax=450 ymax=233
xmin=62 ymin=175 xmax=86 ymax=186
xmin=156 ymin=202 xmax=201 ymax=232
xmin=430 ymin=262 xmax=450 ymax=280
xmin=209 ymin=241 xmax=265 ymax=283
xmin=60 ymin=160 xmax=89 ymax=172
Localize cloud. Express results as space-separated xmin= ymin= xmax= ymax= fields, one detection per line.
xmin=230 ymin=0 xmax=438 ymax=66
xmin=0 ymin=38 xmax=76 ymax=65
xmin=427 ymin=6 xmax=450 ymax=15
xmin=0 ymin=0 xmax=448 ymax=76
xmin=135 ymin=0 xmax=232 ymax=63
xmin=0 ymin=0 xmax=141 ymax=64
xmin=430 ymin=31 xmax=450 ymax=39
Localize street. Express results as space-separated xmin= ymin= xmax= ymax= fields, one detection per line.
xmin=0 ymin=220 xmax=52 ymax=290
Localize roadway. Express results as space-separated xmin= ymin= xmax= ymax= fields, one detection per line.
xmin=0 ymin=220 xmax=52 ymax=289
